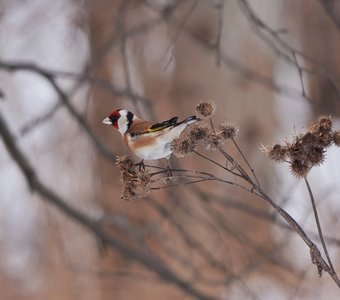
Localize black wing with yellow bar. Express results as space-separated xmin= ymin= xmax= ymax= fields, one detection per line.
xmin=147 ymin=116 xmax=179 ymax=133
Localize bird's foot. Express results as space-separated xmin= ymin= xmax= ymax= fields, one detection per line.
xmin=135 ymin=159 xmax=145 ymax=171
xmin=165 ymin=166 xmax=173 ymax=178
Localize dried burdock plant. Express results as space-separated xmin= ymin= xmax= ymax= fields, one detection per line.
xmin=263 ymin=115 xmax=337 ymax=178
xmin=203 ymin=132 xmax=225 ymax=150
xmin=114 ymin=104 xmax=340 ymax=288
xmin=261 ymin=144 xmax=288 ymax=162
xmin=187 ymin=122 xmax=211 ymax=141
xmin=333 ymin=130 xmax=340 ymax=147
xmin=171 ymin=136 xmax=197 ymax=158
xmin=195 ymin=100 xmax=216 ymax=119
xmin=218 ymin=122 xmax=239 ymax=140
xmin=116 ymin=155 xmax=151 ymax=200
xmin=171 ymin=110 xmax=238 ymax=155
xmin=263 ymin=115 xmax=340 ymax=280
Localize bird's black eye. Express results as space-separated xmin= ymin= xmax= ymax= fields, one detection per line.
xmin=109 ymin=115 xmax=119 ymax=123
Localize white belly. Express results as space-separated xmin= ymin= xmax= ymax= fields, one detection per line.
xmin=127 ymin=123 xmax=190 ymax=160
xmin=133 ymin=142 xmax=172 ymax=160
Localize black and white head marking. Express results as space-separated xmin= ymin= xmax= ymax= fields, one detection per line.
xmin=117 ymin=109 xmax=135 ymax=135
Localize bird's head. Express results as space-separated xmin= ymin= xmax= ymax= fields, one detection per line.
xmin=102 ymin=109 xmax=136 ymax=135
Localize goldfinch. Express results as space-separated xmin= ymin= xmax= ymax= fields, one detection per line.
xmin=102 ymin=109 xmax=197 ymax=160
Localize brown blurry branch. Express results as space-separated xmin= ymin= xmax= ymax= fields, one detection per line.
xmin=19 ymin=70 xmax=153 ymax=135
xmin=319 ymin=0 xmax=340 ymax=30
xmin=148 ymin=0 xmax=340 ymax=103
xmin=1 ymin=2 xmax=190 ymax=137
xmin=116 ymin=1 xmax=340 ymax=105
xmin=0 ymin=60 xmax=116 ymax=160
xmin=236 ymin=0 xmax=340 ymax=100
xmin=0 ymin=111 xmax=217 ymax=300
xmin=164 ymin=13 xmax=313 ymax=103
xmin=9 ymin=3 xmax=176 ymax=135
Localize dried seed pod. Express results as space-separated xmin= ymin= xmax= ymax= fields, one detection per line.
xmin=262 ymin=144 xmax=288 ymax=162
xmin=171 ymin=137 xmax=197 ymax=157
xmin=204 ymin=133 xmax=224 ymax=150
xmin=318 ymin=115 xmax=332 ymax=133
xmin=290 ymin=159 xmax=310 ymax=178
xmin=196 ymin=100 xmax=216 ymax=119
xmin=188 ymin=122 xmax=211 ymax=141
xmin=116 ymin=155 xmax=135 ymax=173
xmin=287 ymin=141 xmax=305 ymax=161
xmin=306 ymin=146 xmax=325 ymax=166
xmin=218 ymin=122 xmax=239 ymax=140
xmin=333 ymin=130 xmax=340 ymax=147
xmin=116 ymin=155 xmax=151 ymax=201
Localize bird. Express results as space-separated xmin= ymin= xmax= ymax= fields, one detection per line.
xmin=102 ymin=109 xmax=197 ymax=162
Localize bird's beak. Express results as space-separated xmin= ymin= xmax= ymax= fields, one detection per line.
xmin=102 ymin=117 xmax=112 ymax=125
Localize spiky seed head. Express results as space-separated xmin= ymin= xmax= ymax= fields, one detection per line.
xmin=121 ymin=185 xmax=135 ymax=201
xmin=262 ymin=144 xmax=287 ymax=162
xmin=263 ymin=115 xmax=338 ymax=176
xmin=318 ymin=115 xmax=332 ymax=133
xmin=121 ymin=181 xmax=150 ymax=201
xmin=196 ymin=100 xmax=216 ymax=119
xmin=188 ymin=122 xmax=211 ymax=141
xmin=306 ymin=146 xmax=325 ymax=166
xmin=287 ymin=141 xmax=305 ymax=161
xmin=301 ymin=132 xmax=318 ymax=146
xmin=317 ymin=131 xmax=333 ymax=148
xmin=333 ymin=130 xmax=340 ymax=147
xmin=204 ymin=133 xmax=224 ymax=150
xmin=171 ymin=137 xmax=197 ymax=157
xmin=116 ymin=155 xmax=135 ymax=173
xmin=116 ymin=155 xmax=150 ymax=201
xmin=218 ymin=122 xmax=239 ymax=140
xmin=290 ymin=159 xmax=310 ymax=177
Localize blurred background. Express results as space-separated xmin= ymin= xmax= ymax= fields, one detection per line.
xmin=1 ymin=0 xmax=340 ymax=299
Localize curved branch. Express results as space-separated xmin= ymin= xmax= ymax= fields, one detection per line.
xmin=0 ymin=60 xmax=115 ymax=160
xmin=0 ymin=111 xmax=216 ymax=300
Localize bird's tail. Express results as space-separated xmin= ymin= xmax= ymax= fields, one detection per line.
xmin=168 ymin=115 xmax=199 ymax=139
xmin=177 ymin=115 xmax=199 ymax=126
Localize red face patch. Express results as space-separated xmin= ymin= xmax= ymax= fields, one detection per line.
xmin=108 ymin=109 xmax=121 ymax=129
xmin=109 ymin=110 xmax=121 ymax=118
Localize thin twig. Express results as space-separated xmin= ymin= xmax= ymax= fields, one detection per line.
xmin=209 ymin=119 xmax=215 ymax=132
xmin=216 ymin=146 xmax=254 ymax=184
xmin=163 ymin=0 xmax=200 ymax=70
xmin=215 ymin=0 xmax=225 ymax=66
xmin=194 ymin=150 xmax=243 ymax=179
xmin=292 ymin=50 xmax=306 ymax=97
xmin=231 ymin=137 xmax=260 ymax=186
xmin=304 ymin=177 xmax=335 ymax=274
xmin=151 ymin=178 xmax=215 ymax=190
xmin=0 ymin=61 xmax=116 ymax=161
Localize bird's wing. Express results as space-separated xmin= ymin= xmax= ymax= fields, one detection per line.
xmin=127 ymin=120 xmax=153 ymax=135
xmin=127 ymin=117 xmax=179 ymax=137
xmin=147 ymin=117 xmax=178 ymax=133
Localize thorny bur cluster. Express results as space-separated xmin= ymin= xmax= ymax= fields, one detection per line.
xmin=263 ymin=116 xmax=340 ymax=177
xmin=116 ymin=155 xmax=151 ymax=200
xmin=171 ymin=101 xmax=238 ymax=157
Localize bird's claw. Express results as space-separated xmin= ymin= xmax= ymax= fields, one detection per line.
xmin=165 ymin=166 xmax=172 ymax=178
xmin=135 ymin=159 xmax=145 ymax=171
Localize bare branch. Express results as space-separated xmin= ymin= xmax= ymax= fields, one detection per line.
xmin=0 ymin=110 xmax=217 ymax=300
xmin=305 ymin=177 xmax=335 ymax=274
xmin=319 ymin=0 xmax=340 ymax=31
xmin=0 ymin=60 xmax=115 ymax=160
